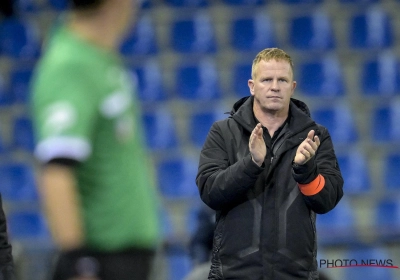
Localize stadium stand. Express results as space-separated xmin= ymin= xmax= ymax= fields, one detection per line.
xmin=349 ymin=5 xmax=394 ymax=49
xmin=142 ymin=106 xmax=179 ymax=151
xmin=361 ymin=51 xmax=400 ymax=97
xmin=1 ymin=0 xmax=400 ymax=279
xmin=230 ymin=13 xmax=276 ymax=52
xmin=0 ymin=17 xmax=41 ymax=59
xmin=120 ymin=13 xmax=158 ymax=56
xmin=288 ymin=9 xmax=335 ymax=51
xmin=372 ymin=101 xmax=400 ymax=143
xmin=297 ymin=54 xmax=345 ymax=97
xmin=337 ymin=149 xmax=371 ymax=195
xmin=175 ymin=58 xmax=222 ymax=100
xmin=344 ymin=246 xmax=395 ymax=280
xmin=311 ymin=103 xmax=359 ymax=145
xmin=375 ymin=196 xmax=400 ymax=242
xmin=131 ymin=58 xmax=167 ymax=102
xmin=170 ymin=11 xmax=217 ymax=54
xmin=383 ymin=153 xmax=400 ymax=192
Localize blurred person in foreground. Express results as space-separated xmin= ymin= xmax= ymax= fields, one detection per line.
xmin=196 ymin=48 xmax=344 ymax=279
xmin=30 ymin=0 xmax=160 ymax=279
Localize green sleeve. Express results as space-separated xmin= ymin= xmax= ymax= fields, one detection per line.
xmin=32 ymin=61 xmax=99 ymax=162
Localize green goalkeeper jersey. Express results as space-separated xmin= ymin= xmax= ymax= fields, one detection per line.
xmin=31 ymin=25 xmax=160 ymax=251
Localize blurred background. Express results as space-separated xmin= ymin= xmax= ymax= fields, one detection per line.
xmin=0 ymin=0 xmax=400 ymax=279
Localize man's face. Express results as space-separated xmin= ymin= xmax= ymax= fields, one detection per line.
xmin=248 ymin=59 xmax=296 ymax=115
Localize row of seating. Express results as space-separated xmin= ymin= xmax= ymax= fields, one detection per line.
xmin=4 ymin=195 xmax=400 ymax=280
xmin=1 ymin=101 xmax=398 ymax=157
xmin=0 ymin=4 xmax=398 ymax=59
xmin=0 ymin=53 xmax=398 ymax=108
xmin=9 ymin=209 xmax=398 ymax=280
xmin=15 ymin=0 xmax=397 ymax=12
xmin=0 ymin=145 xmax=399 ymax=204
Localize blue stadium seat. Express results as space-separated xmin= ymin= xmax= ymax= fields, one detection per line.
xmin=160 ymin=208 xmax=175 ymax=243
xmin=7 ymin=210 xmax=50 ymax=240
xmin=10 ymin=67 xmax=33 ymax=104
xmin=339 ymin=0 xmax=379 ymax=2
xmin=372 ymin=102 xmax=400 ymax=143
xmin=383 ymin=153 xmax=400 ymax=191
xmin=232 ymin=62 xmax=252 ymax=97
xmin=312 ymin=104 xmax=358 ymax=145
xmin=361 ymin=52 xmax=400 ymax=96
xmin=175 ymin=58 xmax=221 ymax=101
xmin=142 ymin=108 xmax=178 ymax=151
xmin=120 ymin=14 xmax=157 ymax=56
xmin=349 ymin=6 xmax=393 ymax=49
xmin=48 ymin=0 xmax=68 ymax=11
xmin=165 ymin=0 xmax=209 ymax=7
xmin=230 ymin=13 xmax=276 ymax=52
xmin=297 ymin=55 xmax=345 ymax=97
xmin=189 ymin=107 xmax=228 ymax=148
xmin=317 ymin=197 xmax=358 ymax=246
xmin=166 ymin=246 xmax=192 ymax=280
xmin=337 ymin=150 xmax=371 ymax=195
xmin=289 ymin=9 xmax=335 ymax=50
xmin=139 ymin=0 xmax=152 ymax=8
xmin=0 ymin=130 xmax=6 ymax=156
xmin=156 ymin=156 xmax=199 ymax=199
xmin=222 ymin=0 xmax=266 ymax=5
xmin=171 ymin=12 xmax=217 ymax=54
xmin=0 ymin=74 xmax=12 ymax=106
xmin=12 ymin=116 xmax=35 ymax=152
xmin=132 ymin=59 xmax=166 ymax=102
xmin=14 ymin=0 xmax=41 ymax=13
xmin=185 ymin=200 xmax=213 ymax=237
xmin=0 ymin=17 xmax=41 ymax=59
xmin=375 ymin=197 xmax=400 ymax=242
xmin=0 ymin=162 xmax=38 ymax=202
xmin=281 ymin=0 xmax=323 ymax=3
xmin=344 ymin=247 xmax=394 ymax=280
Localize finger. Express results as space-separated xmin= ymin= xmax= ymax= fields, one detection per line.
xmin=300 ymin=149 xmax=310 ymax=158
xmin=306 ymin=138 xmax=318 ymax=151
xmin=307 ymin=130 xmax=315 ymax=140
xmin=303 ymin=144 xmax=316 ymax=157
xmin=314 ymin=135 xmax=320 ymax=147
xmin=254 ymin=124 xmax=263 ymax=138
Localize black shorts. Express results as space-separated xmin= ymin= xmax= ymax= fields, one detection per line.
xmin=52 ymin=247 xmax=155 ymax=280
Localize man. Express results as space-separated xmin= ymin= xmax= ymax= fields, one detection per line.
xmin=196 ymin=48 xmax=343 ymax=279
xmin=30 ymin=0 xmax=160 ymax=279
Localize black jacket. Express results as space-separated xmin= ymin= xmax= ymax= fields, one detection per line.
xmin=0 ymin=195 xmax=15 ymax=280
xmin=196 ymin=96 xmax=343 ymax=280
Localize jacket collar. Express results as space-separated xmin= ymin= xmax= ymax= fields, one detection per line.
xmin=230 ymin=96 xmax=314 ymax=135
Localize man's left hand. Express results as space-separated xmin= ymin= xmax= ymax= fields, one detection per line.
xmin=294 ymin=130 xmax=320 ymax=165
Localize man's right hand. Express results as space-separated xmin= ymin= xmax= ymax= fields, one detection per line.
xmin=249 ymin=123 xmax=266 ymax=166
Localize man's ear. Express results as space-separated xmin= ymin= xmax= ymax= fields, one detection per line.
xmin=248 ymin=79 xmax=255 ymax=96
xmin=291 ymin=81 xmax=297 ymax=96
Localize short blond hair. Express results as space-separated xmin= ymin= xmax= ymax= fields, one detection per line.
xmin=251 ymin=48 xmax=294 ymax=79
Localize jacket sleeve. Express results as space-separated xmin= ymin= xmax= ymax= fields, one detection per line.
xmin=196 ymin=122 xmax=264 ymax=211
xmin=292 ymin=126 xmax=344 ymax=214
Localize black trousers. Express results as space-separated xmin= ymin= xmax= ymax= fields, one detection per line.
xmin=52 ymin=247 xmax=155 ymax=280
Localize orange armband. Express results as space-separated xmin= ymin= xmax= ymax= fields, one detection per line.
xmin=298 ymin=174 xmax=325 ymax=196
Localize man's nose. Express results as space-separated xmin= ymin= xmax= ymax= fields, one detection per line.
xmin=271 ymin=79 xmax=279 ymax=91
